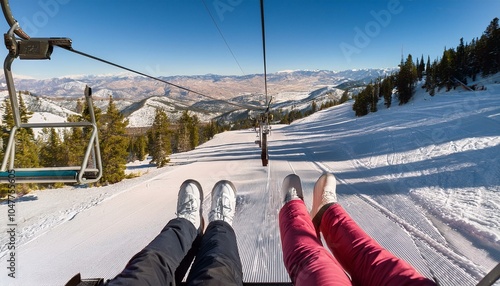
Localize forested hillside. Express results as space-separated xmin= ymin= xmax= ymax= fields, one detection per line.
xmin=353 ymin=17 xmax=500 ymax=116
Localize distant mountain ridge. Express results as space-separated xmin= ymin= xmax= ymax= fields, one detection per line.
xmin=5 ymin=68 xmax=396 ymax=99
xmin=0 ymin=68 xmax=397 ymax=127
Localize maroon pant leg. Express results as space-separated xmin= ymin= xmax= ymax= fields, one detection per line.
xmin=321 ymin=204 xmax=436 ymax=286
xmin=279 ymin=200 xmax=352 ymax=285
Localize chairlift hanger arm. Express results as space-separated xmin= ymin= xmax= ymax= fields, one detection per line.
xmin=0 ymin=0 xmax=28 ymax=39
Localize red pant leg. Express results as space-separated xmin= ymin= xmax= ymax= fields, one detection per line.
xmin=279 ymin=200 xmax=352 ymax=286
xmin=321 ymin=203 xmax=436 ymax=286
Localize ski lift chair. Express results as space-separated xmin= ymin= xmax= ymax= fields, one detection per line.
xmin=0 ymin=23 xmax=102 ymax=185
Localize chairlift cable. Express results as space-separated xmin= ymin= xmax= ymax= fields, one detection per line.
xmin=57 ymin=45 xmax=263 ymax=111
xmin=200 ymin=0 xmax=246 ymax=75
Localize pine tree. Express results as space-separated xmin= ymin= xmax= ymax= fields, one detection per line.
xmin=198 ymin=123 xmax=211 ymax=145
xmin=339 ymin=90 xmax=350 ymax=104
xmin=188 ymin=114 xmax=200 ymax=150
xmin=468 ymin=38 xmax=480 ymax=81
xmin=396 ymin=54 xmax=417 ymax=104
xmin=63 ymin=116 xmax=85 ymax=167
xmin=368 ymin=83 xmax=378 ymax=113
xmin=482 ymin=17 xmax=500 ymax=75
xmin=455 ymin=38 xmax=467 ymax=84
xmin=174 ymin=110 xmax=201 ymax=152
xmin=176 ymin=110 xmax=192 ymax=153
xmin=39 ymin=128 xmax=64 ymax=167
xmin=381 ymin=76 xmax=394 ymax=108
xmin=0 ymin=95 xmax=39 ymax=194
xmin=75 ymin=98 xmax=84 ymax=114
xmin=147 ymin=109 xmax=171 ymax=167
xmin=99 ymin=96 xmax=129 ymax=184
xmin=60 ymin=99 xmax=85 ymax=166
xmin=205 ymin=120 xmax=219 ymax=141
xmin=352 ymin=88 xmax=370 ymax=117
xmin=418 ymin=55 xmax=425 ymax=81
xmin=18 ymin=92 xmax=34 ymax=135
xmin=311 ymin=101 xmax=318 ymax=113
xmin=127 ymin=134 xmax=148 ymax=162
xmin=1 ymin=95 xmax=39 ymax=169
xmin=427 ymin=59 xmax=439 ymax=96
xmin=61 ymin=97 xmax=103 ymax=181
xmin=439 ymin=48 xmax=456 ymax=91
xmin=1 ymin=98 xmax=14 ymax=153
xmin=62 ymin=99 xmax=102 ymax=168
xmin=424 ymin=56 xmax=432 ymax=90
xmin=134 ymin=135 xmax=148 ymax=161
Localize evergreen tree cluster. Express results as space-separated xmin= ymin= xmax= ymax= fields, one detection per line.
xmin=396 ymin=54 xmax=418 ymax=105
xmin=0 ymin=94 xmax=130 ymax=194
xmin=353 ymin=17 xmax=500 ymax=117
xmin=279 ymin=92 xmax=350 ymax=125
xmin=0 ymin=95 xmax=222 ymax=196
xmin=352 ymin=75 xmax=396 ymax=117
xmin=425 ymin=18 xmax=500 ymax=93
xmin=147 ymin=108 xmax=172 ymax=168
xmin=142 ymin=109 xmax=220 ymax=167
xmin=174 ymin=110 xmax=200 ymax=153
xmin=223 ymin=92 xmax=350 ymax=130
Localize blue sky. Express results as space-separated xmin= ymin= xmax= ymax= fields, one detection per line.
xmin=3 ymin=0 xmax=500 ymax=79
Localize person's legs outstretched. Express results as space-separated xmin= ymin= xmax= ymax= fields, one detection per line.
xmin=187 ymin=180 xmax=243 ymax=286
xmin=311 ymin=173 xmax=436 ymax=286
xmin=279 ymin=174 xmax=352 ymax=286
xmin=107 ymin=180 xmax=204 ymax=286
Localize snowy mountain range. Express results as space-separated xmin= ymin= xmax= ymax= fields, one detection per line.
xmin=0 ymin=68 xmax=396 ymax=127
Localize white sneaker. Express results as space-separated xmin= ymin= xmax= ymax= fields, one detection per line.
xmin=209 ymin=180 xmax=237 ymax=225
xmin=310 ymin=173 xmax=337 ymax=221
xmin=281 ymin=174 xmax=304 ymax=203
xmin=176 ymin=180 xmax=204 ymax=233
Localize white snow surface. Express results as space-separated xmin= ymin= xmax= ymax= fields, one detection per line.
xmin=1 ymin=80 xmax=499 ymax=285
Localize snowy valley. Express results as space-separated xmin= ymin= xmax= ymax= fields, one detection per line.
xmin=1 ymin=69 xmax=395 ymax=126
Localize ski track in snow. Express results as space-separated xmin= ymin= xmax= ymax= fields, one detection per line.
xmin=1 ymin=81 xmax=500 ymax=285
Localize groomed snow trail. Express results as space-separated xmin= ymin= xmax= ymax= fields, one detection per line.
xmin=1 ymin=84 xmax=499 ymax=285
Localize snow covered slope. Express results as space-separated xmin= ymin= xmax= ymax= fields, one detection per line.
xmin=0 ymin=78 xmax=499 ymax=285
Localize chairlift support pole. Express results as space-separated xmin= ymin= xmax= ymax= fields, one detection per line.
xmin=256 ymin=0 xmax=270 ymax=167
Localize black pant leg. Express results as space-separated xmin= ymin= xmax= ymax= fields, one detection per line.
xmin=186 ymin=220 xmax=243 ymax=286
xmin=107 ymin=218 xmax=198 ymax=286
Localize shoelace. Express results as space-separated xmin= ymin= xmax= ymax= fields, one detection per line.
xmin=285 ymin=187 xmax=299 ymax=202
xmin=214 ymin=195 xmax=233 ymax=222
xmin=177 ymin=194 xmax=197 ymax=220
xmin=322 ymin=185 xmax=336 ymax=202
